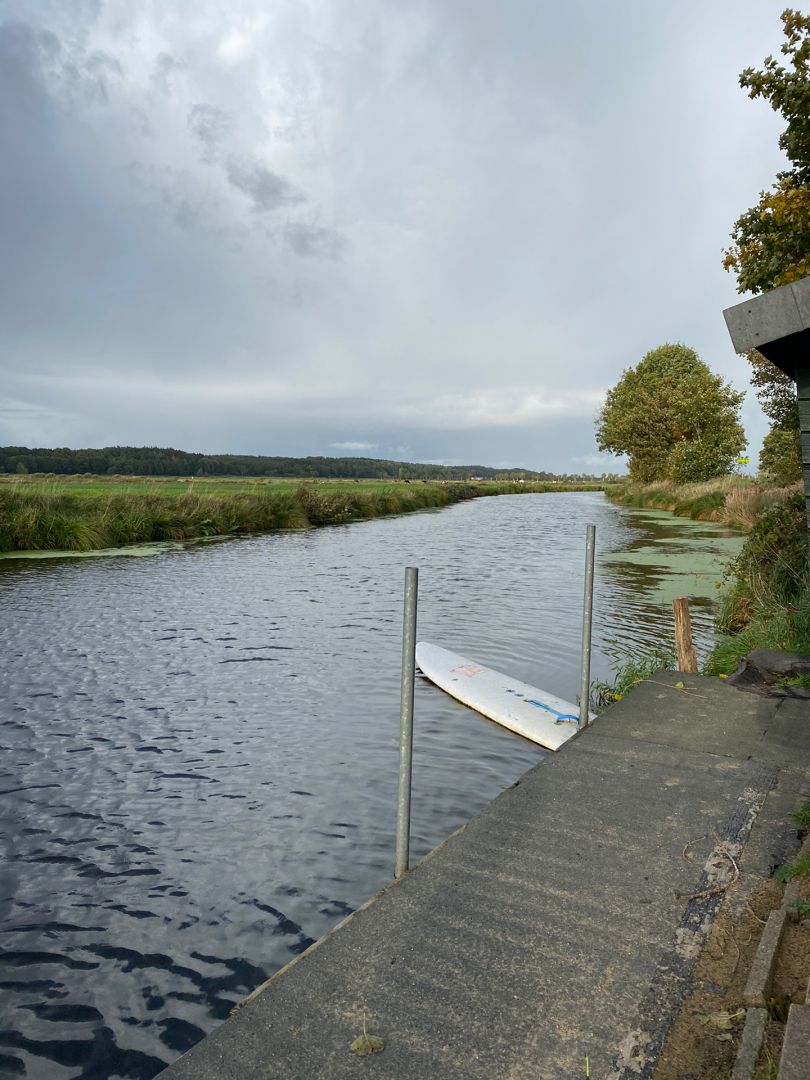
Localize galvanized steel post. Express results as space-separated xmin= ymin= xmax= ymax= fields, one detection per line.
xmin=395 ymin=566 xmax=418 ymax=878
xmin=579 ymin=525 xmax=596 ymax=726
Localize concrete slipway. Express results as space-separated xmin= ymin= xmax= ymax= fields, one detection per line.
xmin=158 ymin=673 xmax=810 ymax=1079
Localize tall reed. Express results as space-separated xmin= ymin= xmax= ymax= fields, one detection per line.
xmin=609 ymin=476 xmax=801 ymax=531
xmin=0 ymin=481 xmax=541 ymax=553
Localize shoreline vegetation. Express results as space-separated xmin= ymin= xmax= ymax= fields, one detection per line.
xmin=603 ymin=476 xmax=809 ymax=698
xmin=0 ymin=475 xmax=609 ymax=554
xmin=607 ymin=474 xmax=802 ymax=531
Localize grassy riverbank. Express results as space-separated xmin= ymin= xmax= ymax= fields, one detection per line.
xmin=705 ymin=490 xmax=810 ymax=674
xmin=609 ymin=475 xmax=801 ymax=531
xmin=0 ymin=476 xmax=607 ymax=553
xmin=606 ymin=477 xmax=809 ymax=682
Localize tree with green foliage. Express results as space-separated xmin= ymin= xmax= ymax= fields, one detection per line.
xmin=0 ymin=444 xmax=561 ymax=482
xmin=723 ymin=9 xmax=810 ymax=292
xmin=723 ymin=9 xmax=810 ymax=483
xmin=749 ymin=351 xmax=802 ymax=484
xmin=724 ymin=179 xmax=810 ymax=294
xmin=595 ymin=344 xmax=746 ymax=483
xmin=759 ymin=426 xmax=802 ymax=485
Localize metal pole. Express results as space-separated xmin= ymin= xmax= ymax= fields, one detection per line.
xmin=579 ymin=524 xmax=596 ymax=726
xmin=395 ymin=566 xmax=418 ymax=878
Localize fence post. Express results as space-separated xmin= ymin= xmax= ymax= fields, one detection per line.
xmin=395 ymin=567 xmax=418 ymax=878
xmin=579 ymin=524 xmax=596 ymax=726
xmin=672 ymin=597 xmax=698 ymax=673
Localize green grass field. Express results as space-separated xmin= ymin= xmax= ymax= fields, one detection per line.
xmin=0 ymin=475 xmax=413 ymax=498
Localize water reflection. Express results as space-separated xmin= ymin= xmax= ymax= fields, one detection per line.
xmin=0 ymin=493 xmax=741 ymax=1078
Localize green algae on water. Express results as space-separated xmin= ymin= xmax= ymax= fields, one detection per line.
xmin=601 ymin=511 xmax=745 ymax=607
xmin=0 ymin=536 xmax=229 ymax=561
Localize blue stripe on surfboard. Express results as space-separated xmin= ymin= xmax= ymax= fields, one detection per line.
xmin=504 ymin=687 xmax=580 ymax=725
xmin=525 ymin=699 xmax=580 ymax=725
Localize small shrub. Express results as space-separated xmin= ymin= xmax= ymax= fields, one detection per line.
xmin=731 ymin=493 xmax=807 ymax=605
xmin=591 ymin=648 xmax=676 ymax=710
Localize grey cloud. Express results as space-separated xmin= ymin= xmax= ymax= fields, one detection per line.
xmin=0 ymin=397 xmax=76 ymax=445
xmin=123 ymin=161 xmax=206 ymax=230
xmin=152 ymin=51 xmax=185 ymax=95
xmin=188 ymin=103 xmax=231 ymax=159
xmin=226 ymin=157 xmax=303 ymax=212
xmin=329 ymin=440 xmax=377 ymax=451
xmin=285 ymin=222 xmax=346 ymax=260
xmin=0 ymin=18 xmax=60 ymax=65
xmin=0 ymin=20 xmax=59 ymax=121
xmin=0 ymin=398 xmax=56 ymax=418
xmin=78 ymin=50 xmax=123 ymax=104
xmin=0 ymin=18 xmax=120 ymax=115
xmin=172 ymin=200 xmax=199 ymax=231
xmin=0 ymin=0 xmax=790 ymax=471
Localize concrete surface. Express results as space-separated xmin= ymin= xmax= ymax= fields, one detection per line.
xmin=158 ymin=673 xmax=810 ymax=1080
xmin=744 ymin=909 xmax=787 ymax=1006
xmin=723 ymin=274 xmax=810 ymax=375
xmin=731 ymin=1007 xmax=767 ymax=1080
xmin=800 ymin=369 xmax=810 ymax=533
xmin=779 ymin=1004 xmax=810 ymax=1080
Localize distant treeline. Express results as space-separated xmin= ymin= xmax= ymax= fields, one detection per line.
xmin=0 ymin=445 xmax=589 ymax=481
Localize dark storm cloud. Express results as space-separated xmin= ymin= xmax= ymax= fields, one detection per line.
xmin=226 ymin=158 xmax=304 ymax=213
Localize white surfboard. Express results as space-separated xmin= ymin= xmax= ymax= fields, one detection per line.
xmin=415 ymin=641 xmax=587 ymax=751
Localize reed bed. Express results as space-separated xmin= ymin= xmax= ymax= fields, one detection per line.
xmin=610 ymin=476 xmax=801 ymax=531
xmin=0 ymin=480 xmax=564 ymax=553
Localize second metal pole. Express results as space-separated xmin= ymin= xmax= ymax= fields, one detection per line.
xmin=579 ymin=524 xmax=596 ymax=726
xmin=395 ymin=566 xmax=418 ymax=878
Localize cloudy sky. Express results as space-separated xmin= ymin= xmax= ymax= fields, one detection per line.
xmin=0 ymin=0 xmax=792 ymax=471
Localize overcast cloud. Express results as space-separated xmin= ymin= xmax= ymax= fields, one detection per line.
xmin=0 ymin=0 xmax=791 ymax=471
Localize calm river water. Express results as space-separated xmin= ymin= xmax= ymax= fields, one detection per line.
xmin=0 ymin=492 xmax=742 ymax=1079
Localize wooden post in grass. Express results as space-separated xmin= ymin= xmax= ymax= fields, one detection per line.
xmin=672 ymin=597 xmax=698 ymax=673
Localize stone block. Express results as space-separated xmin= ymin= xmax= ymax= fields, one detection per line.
xmin=778 ymin=1003 xmax=810 ymax=1080
xmin=744 ymin=908 xmax=787 ymax=1006
xmin=731 ymin=1007 xmax=767 ymax=1080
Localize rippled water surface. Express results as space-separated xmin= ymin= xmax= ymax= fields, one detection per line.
xmin=0 ymin=492 xmax=742 ymax=1078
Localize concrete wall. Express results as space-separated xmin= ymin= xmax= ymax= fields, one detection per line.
xmin=799 ymin=370 xmax=810 ymax=533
